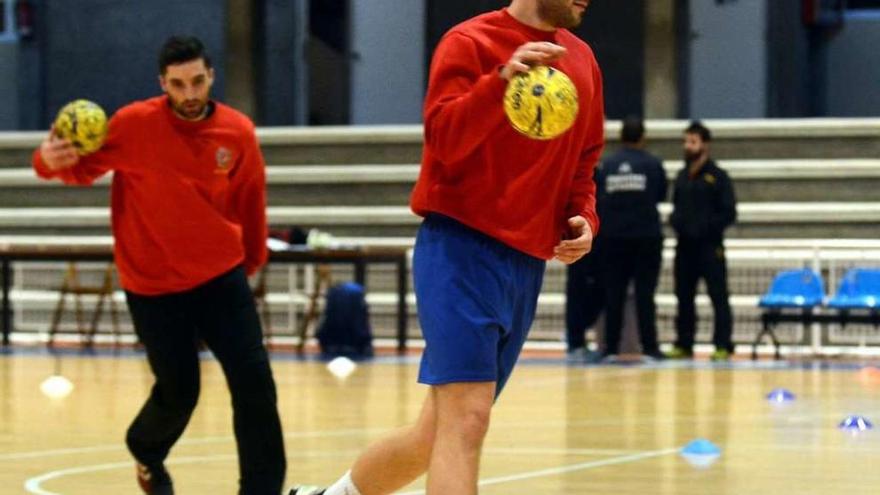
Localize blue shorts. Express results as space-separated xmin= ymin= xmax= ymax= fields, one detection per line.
xmin=414 ymin=215 xmax=546 ymax=396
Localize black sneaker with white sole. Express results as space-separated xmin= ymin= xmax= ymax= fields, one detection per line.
xmin=288 ymin=486 xmax=326 ymax=495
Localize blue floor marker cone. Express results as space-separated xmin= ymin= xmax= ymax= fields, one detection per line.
xmin=682 ymin=438 xmax=721 ymax=455
xmin=766 ymin=388 xmax=796 ymax=403
xmin=680 ymin=439 xmax=721 ymax=468
xmin=839 ymin=415 xmax=874 ymax=433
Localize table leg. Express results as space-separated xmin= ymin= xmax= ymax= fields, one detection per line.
xmin=2 ymin=260 xmax=11 ymax=346
xmin=354 ymin=260 xmax=366 ymax=288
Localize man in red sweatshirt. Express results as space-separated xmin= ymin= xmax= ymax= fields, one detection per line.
xmin=32 ymin=36 xmax=285 ymax=495
xmin=290 ymin=1 xmax=603 ymax=494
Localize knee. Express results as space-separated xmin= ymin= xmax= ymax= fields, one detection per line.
xmin=161 ymin=381 xmax=200 ymax=413
xmin=442 ymin=405 xmax=491 ymax=446
xmin=460 ymin=407 xmax=492 ymax=444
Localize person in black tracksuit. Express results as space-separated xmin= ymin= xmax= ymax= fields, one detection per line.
xmin=564 ymin=238 xmax=604 ymax=360
xmin=594 ymin=117 xmax=667 ymax=361
xmin=668 ymin=121 xmax=737 ymax=361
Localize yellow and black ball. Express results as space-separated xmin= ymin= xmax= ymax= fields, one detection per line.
xmin=53 ymin=100 xmax=108 ymax=155
xmin=503 ymin=65 xmax=579 ymax=140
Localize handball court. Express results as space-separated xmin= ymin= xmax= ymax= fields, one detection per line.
xmin=1 ymin=348 xmax=879 ymax=494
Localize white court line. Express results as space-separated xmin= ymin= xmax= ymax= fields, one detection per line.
xmin=398 ymin=447 xmax=679 ymax=495
xmin=23 ymin=439 xmax=880 ymax=495
xmin=0 ymin=421 xmax=655 ymax=463
xmin=5 ymin=405 xmax=861 ymax=462
xmin=23 ymin=447 xmax=678 ymax=495
xmin=2 ymin=405 xmax=849 ymax=462
xmin=484 ymin=447 xmax=642 ymax=456
xmin=1 ymin=427 xmax=392 ymax=462
xmin=23 ymin=451 xmax=362 ymax=495
xmin=25 ymin=460 xmax=140 ymax=495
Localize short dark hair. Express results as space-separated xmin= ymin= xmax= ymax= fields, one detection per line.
xmin=158 ymin=35 xmax=212 ymax=74
xmin=685 ymin=120 xmax=712 ymax=142
xmin=620 ymin=116 xmax=645 ymax=144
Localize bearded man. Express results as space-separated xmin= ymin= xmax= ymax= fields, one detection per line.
xmin=291 ymin=0 xmax=604 ymax=493
xmin=667 ymin=121 xmax=738 ymax=362
xmin=33 ymin=35 xmax=285 ymax=495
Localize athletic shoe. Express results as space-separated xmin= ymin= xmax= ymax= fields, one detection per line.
xmin=710 ymin=349 xmax=732 ymax=361
xmin=642 ymin=350 xmax=666 ymax=362
xmin=288 ymin=486 xmax=326 ymax=495
xmin=566 ymin=347 xmax=589 ymax=363
xmin=136 ymin=463 xmax=173 ymax=495
xmin=568 ymin=347 xmax=604 ymax=364
xmin=665 ymin=346 xmax=693 ymax=359
xmin=599 ymin=353 xmax=620 ymax=364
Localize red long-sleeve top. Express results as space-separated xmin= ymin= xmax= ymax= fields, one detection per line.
xmin=33 ymin=96 xmax=267 ymax=295
xmin=411 ymin=8 xmax=605 ymax=260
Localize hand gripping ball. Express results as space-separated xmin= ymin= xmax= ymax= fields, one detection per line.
xmin=53 ymin=99 xmax=109 ymax=155
xmin=503 ymin=65 xmax=579 ymax=140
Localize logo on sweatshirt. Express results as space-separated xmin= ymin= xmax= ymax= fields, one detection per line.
xmin=606 ymin=162 xmax=646 ymax=194
xmin=215 ymin=147 xmax=232 ymax=174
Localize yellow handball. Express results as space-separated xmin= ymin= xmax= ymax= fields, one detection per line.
xmin=503 ymin=65 xmax=579 ymax=140
xmin=53 ymin=99 xmax=108 ymax=155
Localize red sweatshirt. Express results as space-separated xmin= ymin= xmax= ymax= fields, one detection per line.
xmin=33 ymin=96 xmax=267 ymax=295
xmin=411 ymin=8 xmax=605 ymax=260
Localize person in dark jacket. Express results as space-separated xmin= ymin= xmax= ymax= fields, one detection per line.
xmin=564 ymin=239 xmax=604 ymax=362
xmin=667 ymin=121 xmax=737 ymax=361
xmin=594 ymin=117 xmax=667 ymax=362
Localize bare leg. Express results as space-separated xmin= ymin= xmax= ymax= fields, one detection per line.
xmin=426 ymin=382 xmax=495 ymax=495
xmin=347 ymin=392 xmax=437 ymax=494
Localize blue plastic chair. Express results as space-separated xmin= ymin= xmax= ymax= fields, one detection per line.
xmin=755 ymin=269 xmax=825 ymax=359
xmin=827 ymin=268 xmax=880 ymax=309
xmin=759 ymin=269 xmax=825 ymax=308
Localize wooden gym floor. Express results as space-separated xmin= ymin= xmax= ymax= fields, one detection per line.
xmin=1 ymin=348 xmax=879 ymax=494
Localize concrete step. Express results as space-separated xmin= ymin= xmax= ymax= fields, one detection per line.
xmin=3 ymin=119 xmax=880 ymax=168
xmin=0 ymin=127 xmax=426 ymax=168
xmin=1 ymin=203 xmax=878 ymax=239
xmin=4 ymin=158 xmax=880 ymax=207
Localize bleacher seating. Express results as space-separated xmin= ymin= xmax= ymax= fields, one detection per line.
xmin=2 ymin=119 xmax=880 ymax=353
xmin=1 ymin=203 xmax=879 ymax=239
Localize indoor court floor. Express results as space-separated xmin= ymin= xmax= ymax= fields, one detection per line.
xmin=1 ymin=348 xmax=879 ymax=494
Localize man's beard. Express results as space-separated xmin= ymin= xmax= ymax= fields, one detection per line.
xmin=537 ymin=0 xmax=583 ymax=29
xmin=169 ymin=96 xmax=209 ymax=120
xmin=684 ymin=150 xmax=703 ymax=164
